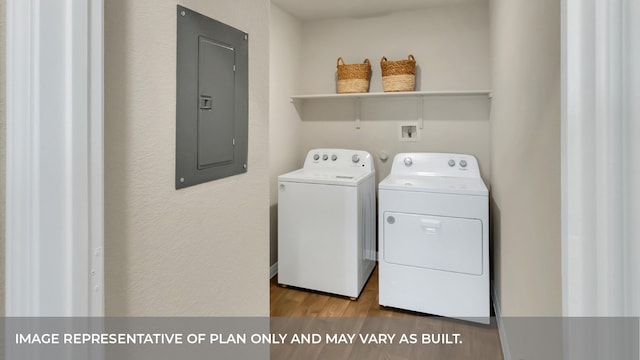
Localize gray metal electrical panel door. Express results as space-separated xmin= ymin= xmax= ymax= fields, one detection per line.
xmin=176 ymin=5 xmax=248 ymax=189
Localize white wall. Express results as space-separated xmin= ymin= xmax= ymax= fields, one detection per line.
xmin=104 ymin=0 xmax=270 ymax=316
xmin=627 ymin=0 xmax=640 ymax=317
xmin=490 ymin=0 xmax=562 ymax=317
xmin=297 ymin=3 xmax=492 ymax=184
xmin=5 ymin=0 xmax=103 ymax=317
xmin=490 ymin=1 xmax=561 ymax=357
xmin=0 ymin=0 xmax=5 ymax=317
xmin=562 ymin=0 xmax=640 ymax=318
xmin=269 ymin=4 xmax=303 ymax=268
xmin=299 ymin=4 xmax=490 ymax=95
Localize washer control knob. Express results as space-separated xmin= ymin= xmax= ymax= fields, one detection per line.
xmin=460 ymin=159 xmax=468 ymax=168
xmin=448 ymin=159 xmax=456 ymax=167
xmin=387 ymin=216 xmax=396 ymax=224
xmin=313 ymin=154 xmax=320 ymax=161
xmin=331 ymin=154 xmax=338 ymax=161
xmin=352 ymin=154 xmax=360 ymax=163
xmin=404 ymin=157 xmax=413 ymax=167
xmin=322 ymin=154 xmax=328 ymax=161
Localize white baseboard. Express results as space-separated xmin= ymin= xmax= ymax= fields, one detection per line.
xmin=270 ymin=262 xmax=278 ymax=279
xmin=492 ymin=280 xmax=511 ymax=360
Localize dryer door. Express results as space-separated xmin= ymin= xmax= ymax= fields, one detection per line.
xmin=383 ymin=212 xmax=482 ymax=275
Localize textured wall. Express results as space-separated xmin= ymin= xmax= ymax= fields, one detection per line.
xmin=269 ymin=4 xmax=303 ymax=269
xmin=104 ymin=0 xmax=270 ymax=316
xmin=490 ymin=0 xmax=561 ymax=316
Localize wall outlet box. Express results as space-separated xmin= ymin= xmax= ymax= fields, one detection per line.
xmin=399 ymin=122 xmax=420 ymax=142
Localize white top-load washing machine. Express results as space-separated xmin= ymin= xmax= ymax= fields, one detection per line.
xmin=278 ymin=149 xmax=376 ymax=298
xmin=378 ymin=153 xmax=489 ymax=323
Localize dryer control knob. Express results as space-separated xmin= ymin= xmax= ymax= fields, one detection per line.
xmin=322 ymin=154 xmax=329 ymax=161
xmin=352 ymin=154 xmax=360 ymax=163
xmin=404 ymin=157 xmax=413 ymax=167
xmin=448 ymin=159 xmax=456 ymax=167
xmin=313 ymin=154 xmax=320 ymax=161
xmin=331 ymin=154 xmax=338 ymax=161
xmin=387 ymin=216 xmax=396 ymax=224
xmin=460 ymin=159 xmax=468 ymax=167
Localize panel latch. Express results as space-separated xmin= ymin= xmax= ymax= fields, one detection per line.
xmin=199 ymin=95 xmax=212 ymax=110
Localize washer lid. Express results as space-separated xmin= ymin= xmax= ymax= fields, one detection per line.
xmin=379 ymin=174 xmax=488 ymax=196
xmin=279 ymin=168 xmax=372 ymax=186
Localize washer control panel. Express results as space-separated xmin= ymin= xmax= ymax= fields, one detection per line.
xmin=303 ymin=148 xmax=374 ymax=172
xmin=393 ymin=153 xmax=481 ymax=178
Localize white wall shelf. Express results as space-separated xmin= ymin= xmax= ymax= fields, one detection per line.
xmin=291 ymin=90 xmax=492 ymax=101
xmin=291 ymin=90 xmax=492 ymax=129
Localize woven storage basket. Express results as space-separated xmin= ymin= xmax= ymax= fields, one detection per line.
xmin=380 ymin=54 xmax=416 ymax=92
xmin=336 ymin=57 xmax=372 ymax=93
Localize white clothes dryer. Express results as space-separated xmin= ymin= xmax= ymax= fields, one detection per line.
xmin=278 ymin=149 xmax=376 ymax=298
xmin=378 ymin=153 xmax=489 ymax=323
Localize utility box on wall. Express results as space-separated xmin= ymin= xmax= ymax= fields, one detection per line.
xmin=176 ymin=5 xmax=248 ymax=189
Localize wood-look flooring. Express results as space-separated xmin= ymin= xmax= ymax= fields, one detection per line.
xmin=270 ymin=266 xmax=504 ymax=359
xmin=272 ymin=265 xmax=418 ymax=317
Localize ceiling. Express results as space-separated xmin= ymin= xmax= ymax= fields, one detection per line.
xmin=271 ymin=0 xmax=485 ymax=21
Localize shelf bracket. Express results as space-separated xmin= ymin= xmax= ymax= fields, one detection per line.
xmin=290 ymin=98 xmax=303 ymax=119
xmin=418 ymin=96 xmax=425 ymax=129
xmin=355 ymin=97 xmax=361 ymax=129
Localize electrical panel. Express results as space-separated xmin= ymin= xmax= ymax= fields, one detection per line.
xmin=176 ymin=5 xmax=248 ymax=189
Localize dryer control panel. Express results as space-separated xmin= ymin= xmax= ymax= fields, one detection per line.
xmin=391 ymin=153 xmax=481 ymax=178
xmin=303 ymin=148 xmax=374 ymax=173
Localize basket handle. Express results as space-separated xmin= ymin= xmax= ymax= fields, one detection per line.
xmin=380 ymin=56 xmax=387 ymax=64
xmin=338 ymin=57 xmax=370 ymax=66
xmin=408 ymin=54 xmax=415 ymax=61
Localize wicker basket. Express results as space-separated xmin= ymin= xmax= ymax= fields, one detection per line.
xmin=380 ymin=55 xmax=416 ymax=92
xmin=336 ymin=57 xmax=372 ymax=93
